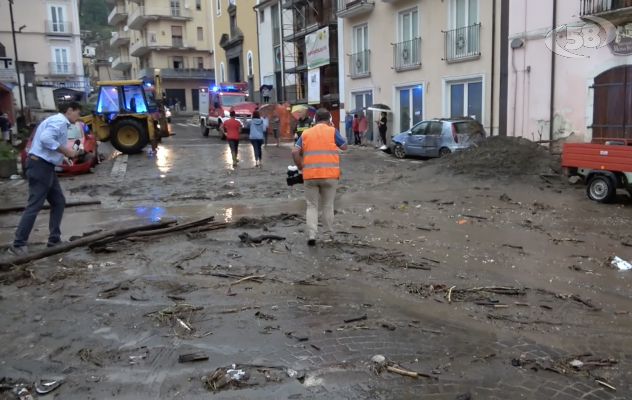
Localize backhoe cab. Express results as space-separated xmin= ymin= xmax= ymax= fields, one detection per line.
xmin=82 ymin=73 xmax=170 ymax=154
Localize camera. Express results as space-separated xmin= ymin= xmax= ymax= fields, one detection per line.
xmin=286 ymin=166 xmax=304 ymax=186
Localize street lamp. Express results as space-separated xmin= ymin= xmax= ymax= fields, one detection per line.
xmin=8 ymin=0 xmax=25 ymax=132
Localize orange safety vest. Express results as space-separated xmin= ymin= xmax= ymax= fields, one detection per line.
xmin=301 ymin=123 xmax=340 ymax=180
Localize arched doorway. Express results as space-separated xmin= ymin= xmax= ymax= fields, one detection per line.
xmin=592 ymin=65 xmax=632 ymax=138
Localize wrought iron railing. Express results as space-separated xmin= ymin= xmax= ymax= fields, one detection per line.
xmin=48 ymin=62 xmax=76 ymax=76
xmin=45 ymin=20 xmax=72 ymax=35
xmin=392 ymin=38 xmax=421 ymax=71
xmin=580 ymin=0 xmax=632 ymax=15
xmin=349 ymin=50 xmax=370 ymax=78
xmin=442 ymin=23 xmax=481 ymax=62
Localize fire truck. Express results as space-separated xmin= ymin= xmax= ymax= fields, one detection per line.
xmin=199 ymin=82 xmax=249 ymax=139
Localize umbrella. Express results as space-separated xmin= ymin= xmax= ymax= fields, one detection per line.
xmin=257 ymin=103 xmax=276 ymax=116
xmin=349 ymin=107 xmax=365 ymax=115
xmin=367 ymin=103 xmax=393 ymax=113
xmin=291 ymin=104 xmax=316 ymax=119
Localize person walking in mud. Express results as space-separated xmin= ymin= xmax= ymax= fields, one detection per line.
xmin=7 ymin=102 xmax=82 ymax=256
xmin=249 ymin=110 xmax=268 ymax=167
xmin=292 ymin=108 xmax=347 ymax=246
xmin=220 ymin=110 xmax=242 ymax=167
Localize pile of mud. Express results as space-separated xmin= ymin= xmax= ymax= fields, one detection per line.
xmin=434 ymin=136 xmax=561 ymax=179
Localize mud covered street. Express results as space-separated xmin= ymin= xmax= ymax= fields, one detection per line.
xmin=1 ymin=123 xmax=632 ymax=399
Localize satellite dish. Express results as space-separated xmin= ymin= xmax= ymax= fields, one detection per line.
xmin=123 ymin=26 xmax=129 ymax=31
xmin=108 ymin=57 xmax=113 ymax=62
xmin=184 ymin=2 xmax=190 ymax=8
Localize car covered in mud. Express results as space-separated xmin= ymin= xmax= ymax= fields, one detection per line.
xmin=20 ymin=121 xmax=98 ymax=176
xmin=389 ymin=118 xmax=485 ymax=159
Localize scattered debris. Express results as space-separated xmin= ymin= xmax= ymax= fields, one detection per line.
xmin=178 ymin=352 xmax=209 ymax=363
xmin=456 ymin=392 xmax=472 ymax=400
xmin=255 ymin=311 xmax=276 ymax=320
xmin=356 ymin=252 xmax=436 ymax=270
xmin=202 ymin=365 xmax=253 ymax=391
xmin=610 ymin=256 xmax=632 ymax=271
xmin=238 ymin=232 xmax=286 ymax=244
xmin=344 ymin=314 xmax=367 ymax=323
xmin=285 ymin=369 xmax=305 ymax=380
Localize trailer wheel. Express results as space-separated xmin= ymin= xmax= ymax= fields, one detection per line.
xmin=587 ymin=175 xmax=616 ymax=203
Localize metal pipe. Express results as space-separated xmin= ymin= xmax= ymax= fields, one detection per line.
xmin=549 ymin=0 xmax=557 ymax=141
xmin=253 ymin=5 xmax=263 ymax=102
xmin=498 ymin=0 xmax=509 ymax=136
xmin=9 ymin=0 xmax=25 ymax=129
xmin=489 ymin=0 xmax=497 ymax=136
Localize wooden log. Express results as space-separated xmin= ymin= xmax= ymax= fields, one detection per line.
xmin=0 ymin=200 xmax=102 ymax=215
xmin=0 ymin=220 xmax=176 ymax=268
xmin=386 ymin=366 xmax=418 ymax=378
xmin=88 ymin=216 xmax=215 ymax=249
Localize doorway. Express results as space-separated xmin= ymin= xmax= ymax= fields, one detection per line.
xmin=191 ymin=88 xmax=199 ymax=111
xmin=165 ymin=88 xmax=186 ymax=111
xmin=228 ymin=57 xmax=241 ymax=82
xmin=353 ymin=91 xmax=373 ymax=141
xmin=397 ymin=84 xmax=423 ymax=133
xmin=592 ymin=65 xmax=632 ymax=138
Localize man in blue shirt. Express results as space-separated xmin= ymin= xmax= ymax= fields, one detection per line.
xmin=344 ymin=111 xmax=353 ymax=144
xmin=8 ymin=102 xmax=82 ymax=256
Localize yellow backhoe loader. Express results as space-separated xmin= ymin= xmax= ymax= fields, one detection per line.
xmin=80 ymin=69 xmax=170 ymax=154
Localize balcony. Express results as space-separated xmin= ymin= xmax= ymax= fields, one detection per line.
xmin=108 ymin=5 xmax=128 ymax=25
xmin=348 ymin=50 xmax=370 ymax=78
xmin=442 ymin=23 xmax=481 ymax=63
xmin=137 ymin=67 xmax=215 ymax=80
xmin=45 ymin=20 xmax=73 ymax=36
xmin=110 ymin=30 xmax=130 ymax=47
xmin=48 ymin=62 xmax=76 ymax=76
xmin=392 ymin=38 xmax=421 ymax=71
xmin=130 ymin=37 xmax=149 ymax=57
xmin=128 ymin=6 xmax=192 ymax=30
xmin=112 ymin=55 xmax=132 ymax=71
xmin=580 ymin=0 xmax=632 ymax=22
xmin=336 ymin=0 xmax=374 ymax=19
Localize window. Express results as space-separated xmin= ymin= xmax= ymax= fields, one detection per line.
xmin=247 ymin=51 xmax=253 ymax=76
xmin=51 ymin=47 xmax=70 ymax=74
xmin=194 ymin=57 xmax=204 ymax=69
xmin=196 ymin=0 xmax=201 ymax=11
xmin=448 ymin=79 xmax=483 ymax=121
xmin=197 ymin=27 xmax=203 ymax=41
xmin=171 ymin=26 xmax=183 ymax=47
xmin=448 ymin=0 xmax=479 ymax=59
xmin=48 ymin=5 xmax=67 ymax=33
xmin=399 ymin=9 xmax=418 ymax=43
xmin=259 ymin=10 xmax=264 ymax=23
xmin=353 ymin=24 xmax=368 ymax=53
xmin=411 ymin=121 xmax=429 ymax=135
xmin=271 ymin=4 xmax=280 ymax=45
xmin=171 ymin=56 xmax=185 ymax=69
xmin=274 ymin=45 xmax=281 ymax=71
xmin=427 ymin=121 xmax=443 ymax=136
xmin=122 ymin=85 xmax=148 ymax=113
xmin=97 ymin=86 xmax=120 ymax=113
xmin=219 ymin=62 xmax=225 ymax=82
xmin=453 ymin=0 xmax=478 ymax=28
xmin=170 ymin=0 xmax=182 ymax=17
xmin=216 ymin=0 xmax=221 ymax=15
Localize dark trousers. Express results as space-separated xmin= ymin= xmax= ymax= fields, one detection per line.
xmin=14 ymin=156 xmax=66 ymax=247
xmin=354 ymin=131 xmax=361 ymax=145
xmin=251 ymin=139 xmax=264 ymax=160
xmin=228 ymin=139 xmax=240 ymax=156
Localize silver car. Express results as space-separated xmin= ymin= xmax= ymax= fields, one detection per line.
xmin=389 ymin=118 xmax=485 ymax=159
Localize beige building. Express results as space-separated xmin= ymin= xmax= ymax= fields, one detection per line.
xmin=107 ymin=0 xmax=215 ymax=112
xmin=338 ymin=0 xmax=502 ymax=140
xmin=0 ymin=0 xmax=87 ymax=110
xmin=212 ymin=0 xmax=260 ymax=99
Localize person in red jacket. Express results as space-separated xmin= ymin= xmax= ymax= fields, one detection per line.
xmin=352 ymin=114 xmax=360 ymax=145
xmin=220 ymin=111 xmax=242 ymax=167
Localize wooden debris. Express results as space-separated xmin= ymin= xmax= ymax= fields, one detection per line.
xmin=386 ymin=366 xmax=418 ymax=378
xmin=178 ymin=352 xmax=209 ymax=363
xmin=344 ymin=314 xmax=367 ymax=324
xmin=462 ymin=214 xmax=488 ymax=220
xmin=232 ymin=275 xmax=267 ymax=285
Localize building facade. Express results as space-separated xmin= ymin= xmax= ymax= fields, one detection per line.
xmin=107 ymin=0 xmax=215 ymax=112
xmin=508 ymin=0 xmax=632 ymax=143
xmin=0 ymin=0 xmax=87 ymax=111
xmin=255 ymin=0 xmax=296 ymax=103
xmin=338 ymin=0 xmax=502 ymax=141
xmin=211 ymin=0 xmax=260 ymax=100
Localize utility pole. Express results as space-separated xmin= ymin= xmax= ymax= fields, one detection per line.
xmin=8 ymin=0 xmax=25 ymax=124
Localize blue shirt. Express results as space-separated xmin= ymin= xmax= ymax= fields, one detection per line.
xmin=28 ymin=113 xmax=70 ymax=166
xmin=295 ymin=126 xmax=346 ymax=149
xmin=345 ymin=115 xmax=353 ymax=130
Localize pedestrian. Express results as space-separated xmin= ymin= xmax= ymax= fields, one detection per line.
xmin=376 ymin=112 xmax=388 ymax=148
xmin=249 ymin=110 xmax=268 ymax=167
xmin=352 ymin=114 xmax=360 ymax=145
xmin=291 ymin=108 xmax=347 ymax=246
xmin=358 ymin=112 xmax=368 ymax=146
xmin=271 ymin=114 xmax=281 ymax=147
xmin=262 ymin=114 xmax=270 ymax=146
xmin=219 ymin=110 xmax=242 ymax=167
xmin=7 ymin=102 xmax=82 ymax=256
xmin=293 ymin=109 xmax=312 ymax=143
xmin=344 ymin=111 xmax=353 ymax=144
xmin=0 ymin=111 xmax=11 ymax=143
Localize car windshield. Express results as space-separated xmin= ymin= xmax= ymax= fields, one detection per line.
xmin=67 ymin=124 xmax=82 ymax=140
xmin=143 ymin=88 xmax=157 ymax=109
xmin=220 ymin=95 xmax=247 ymax=107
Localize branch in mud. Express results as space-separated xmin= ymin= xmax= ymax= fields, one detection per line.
xmin=0 ymin=220 xmax=177 ymax=268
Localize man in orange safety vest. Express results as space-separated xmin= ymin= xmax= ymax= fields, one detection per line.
xmin=292 ymin=108 xmax=348 ymax=246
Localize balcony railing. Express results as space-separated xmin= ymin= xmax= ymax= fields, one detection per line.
xmin=392 ymin=38 xmax=421 ymax=71
xmin=442 ymin=23 xmax=481 ymax=63
xmin=110 ymin=30 xmax=130 ymax=46
xmin=128 ymin=6 xmax=192 ymax=30
xmin=45 ymin=20 xmax=73 ymax=35
xmin=130 ymin=37 xmax=149 ymax=57
xmin=112 ymin=55 xmax=132 ymax=71
xmin=48 ymin=62 xmax=76 ymax=76
xmin=137 ymin=67 xmax=215 ymax=79
xmin=107 ymin=5 xmax=128 ymax=25
xmin=580 ymin=0 xmax=632 ymax=16
xmin=348 ymin=50 xmax=370 ymax=78
xmin=337 ymin=0 xmax=374 ymax=18
xmin=172 ymin=37 xmax=184 ymax=47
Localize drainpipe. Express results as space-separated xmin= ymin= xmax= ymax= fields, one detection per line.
xmin=549 ymin=0 xmax=557 ymax=141
xmin=498 ymin=0 xmax=509 ymax=136
xmin=253 ymin=5 xmax=263 ymax=101
xmin=489 ymin=0 xmax=497 ymax=136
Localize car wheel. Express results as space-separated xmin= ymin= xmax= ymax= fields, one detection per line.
xmin=201 ymin=123 xmax=209 ymax=137
xmin=109 ymin=118 xmax=149 ymax=154
xmin=439 ymin=147 xmax=451 ymax=157
xmin=393 ymin=143 xmax=406 ymax=159
xmin=587 ymin=175 xmax=616 ymax=203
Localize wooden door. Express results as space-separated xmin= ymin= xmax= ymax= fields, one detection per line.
xmin=592 ymin=65 xmax=632 ymax=138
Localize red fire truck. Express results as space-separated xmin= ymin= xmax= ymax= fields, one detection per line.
xmin=199 ymin=82 xmax=249 ymax=139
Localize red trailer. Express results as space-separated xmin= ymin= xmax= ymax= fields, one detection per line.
xmin=562 ymin=138 xmax=632 ymax=203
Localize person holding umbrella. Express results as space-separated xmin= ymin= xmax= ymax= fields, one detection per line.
xmin=376 ymin=112 xmax=388 ymax=148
